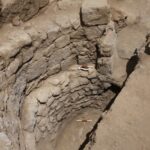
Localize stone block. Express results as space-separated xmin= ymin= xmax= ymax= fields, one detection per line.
xmin=55 ymin=35 xmax=70 ymax=49
xmin=35 ymin=86 xmax=52 ymax=104
xmin=0 ymin=30 xmax=32 ymax=58
xmin=47 ymin=64 xmax=61 ymax=76
xmin=22 ymin=95 xmax=38 ymax=132
xmin=38 ymin=117 xmax=48 ymax=132
xmin=55 ymin=14 xmax=72 ymax=34
xmin=78 ymin=55 xmax=89 ymax=64
xmin=48 ymin=45 xmax=71 ymax=67
xmin=57 ymin=110 xmax=66 ymax=121
xmin=22 ymin=47 xmax=34 ymax=63
xmin=79 ymin=78 xmax=89 ymax=86
xmin=26 ymin=57 xmax=47 ymax=82
xmin=81 ymin=0 xmax=110 ymax=26
xmin=69 ymin=78 xmax=80 ymax=89
xmin=47 ymin=22 xmax=60 ymax=44
xmin=117 ymin=26 xmax=146 ymax=59
xmin=6 ymin=58 xmax=21 ymax=77
xmin=47 ymin=97 xmax=55 ymax=106
xmin=70 ymin=28 xmax=85 ymax=40
xmin=61 ymin=55 xmax=77 ymax=71
xmin=37 ymin=104 xmax=48 ymax=117
xmin=97 ymin=58 xmax=112 ymax=75
xmin=47 ymin=77 xmax=61 ymax=86
xmin=84 ymin=26 xmax=104 ymax=40
xmin=50 ymin=86 xmax=61 ymax=97
xmin=97 ymin=22 xmax=117 ymax=57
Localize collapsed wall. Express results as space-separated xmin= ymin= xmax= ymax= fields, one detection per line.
xmin=0 ymin=0 xmax=149 ymax=150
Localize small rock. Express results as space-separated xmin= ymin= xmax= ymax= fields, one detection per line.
xmin=12 ymin=16 xmax=22 ymax=26
xmin=6 ymin=58 xmax=21 ymax=77
xmin=37 ymin=104 xmax=48 ymax=117
xmin=50 ymin=86 xmax=61 ymax=97
xmin=97 ymin=58 xmax=112 ymax=75
xmin=35 ymin=86 xmax=52 ymax=104
xmin=47 ymin=97 xmax=55 ymax=106
xmin=38 ymin=118 xmax=48 ymax=132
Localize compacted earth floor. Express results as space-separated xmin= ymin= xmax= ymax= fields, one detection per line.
xmin=91 ymin=53 xmax=150 ymax=150
xmin=37 ymin=108 xmax=102 ymax=150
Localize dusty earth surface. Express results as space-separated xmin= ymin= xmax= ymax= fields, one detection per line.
xmin=91 ymin=53 xmax=150 ymax=150
xmin=53 ymin=54 xmax=150 ymax=150
xmin=0 ymin=0 xmax=150 ymax=150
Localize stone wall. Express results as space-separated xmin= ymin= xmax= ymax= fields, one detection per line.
xmin=0 ymin=0 xmax=124 ymax=149
xmin=0 ymin=0 xmax=148 ymax=149
xmin=22 ymin=66 xmax=116 ymax=150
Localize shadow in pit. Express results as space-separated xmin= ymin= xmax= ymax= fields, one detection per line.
xmin=78 ymin=84 xmax=121 ymax=150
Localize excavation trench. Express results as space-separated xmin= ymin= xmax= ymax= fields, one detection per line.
xmin=51 ymin=85 xmax=121 ymax=150
xmin=35 ymin=81 xmax=130 ymax=150
xmin=51 ymin=52 xmax=140 ymax=150
xmin=0 ymin=0 xmax=150 ymax=150
xmin=20 ymin=19 xmax=143 ymax=150
xmin=79 ymin=52 xmax=140 ymax=150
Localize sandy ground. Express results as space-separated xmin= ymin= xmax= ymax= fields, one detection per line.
xmin=91 ymin=53 xmax=150 ymax=150
xmin=37 ymin=109 xmax=102 ymax=150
